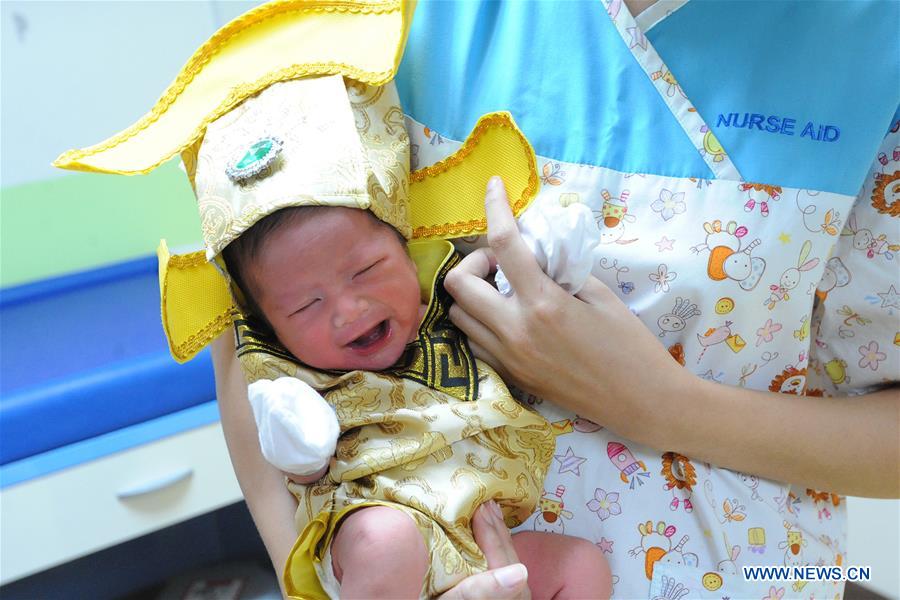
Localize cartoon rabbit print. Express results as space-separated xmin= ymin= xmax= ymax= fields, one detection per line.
xmin=766 ymin=240 xmax=820 ymax=310
xmin=843 ymin=213 xmax=899 ymax=260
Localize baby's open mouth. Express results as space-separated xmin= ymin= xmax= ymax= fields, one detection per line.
xmin=348 ymin=320 xmax=390 ymax=350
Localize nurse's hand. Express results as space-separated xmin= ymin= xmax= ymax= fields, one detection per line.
xmin=438 ymin=501 xmax=530 ymax=600
xmin=445 ymin=177 xmax=689 ymax=440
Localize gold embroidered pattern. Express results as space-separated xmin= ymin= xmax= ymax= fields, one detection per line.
xmin=53 ymin=0 xmax=403 ymax=175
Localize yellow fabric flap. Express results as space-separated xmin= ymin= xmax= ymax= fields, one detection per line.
xmin=157 ymin=111 xmax=539 ymax=364
xmin=409 ymin=111 xmax=540 ymax=240
xmin=158 ymin=240 xmax=234 ymax=363
xmin=53 ymin=0 xmax=414 ymax=176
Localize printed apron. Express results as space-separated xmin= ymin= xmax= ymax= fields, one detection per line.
xmin=407 ymin=3 xmax=899 ymax=598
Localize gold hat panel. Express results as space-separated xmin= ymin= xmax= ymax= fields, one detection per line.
xmin=194 ymin=75 xmax=410 ymax=259
xmin=53 ymin=0 xmax=414 ymax=176
xmin=160 ymin=111 xmax=540 ymax=364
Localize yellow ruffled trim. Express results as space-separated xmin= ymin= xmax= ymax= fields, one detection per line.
xmin=158 ymin=241 xmax=235 ymax=363
xmin=156 ymin=113 xmax=540 ymax=364
xmin=409 ymin=112 xmax=540 ymax=240
xmin=53 ymin=0 xmax=413 ymax=175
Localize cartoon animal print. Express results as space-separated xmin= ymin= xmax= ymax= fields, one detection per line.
xmin=814 ymin=257 xmax=851 ymax=303
xmin=739 ymin=472 xmax=763 ymax=502
xmin=870 ymin=169 xmax=900 ymax=217
xmin=658 ymin=297 xmax=701 ymax=338
xmin=696 ymin=320 xmax=733 ymax=362
xmin=658 ymin=534 xmax=699 ymax=569
xmin=768 ymin=366 xmax=807 ymax=395
xmin=628 ymin=521 xmax=679 ymax=579
xmin=548 ymin=416 xmax=603 ymax=436
xmin=842 ymin=213 xmax=899 ymax=260
xmin=533 ymin=485 xmax=573 ymax=535
xmin=805 ymin=489 xmax=842 ymax=521
xmin=778 ymin=522 xmax=808 ymax=567
xmin=823 ymin=358 xmax=850 ymax=386
xmin=740 ymin=182 xmax=782 ymax=217
xmin=766 ymin=240 xmax=820 ymax=310
xmin=700 ymin=127 xmax=727 ymax=164
xmin=595 ymin=189 xmax=638 ymax=245
xmin=692 ymin=220 xmax=766 ymax=291
xmin=607 ymin=442 xmax=651 ymax=489
xmin=650 ymin=67 xmax=685 ymax=98
xmin=716 ymin=533 xmax=742 ymax=575
xmin=660 ymin=453 xmax=696 ymax=513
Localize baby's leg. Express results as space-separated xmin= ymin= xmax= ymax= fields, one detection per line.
xmin=330 ymin=505 xmax=429 ymax=599
xmin=513 ymin=531 xmax=612 ymax=599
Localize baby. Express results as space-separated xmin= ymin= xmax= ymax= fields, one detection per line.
xmin=224 ymin=204 xmax=611 ymax=599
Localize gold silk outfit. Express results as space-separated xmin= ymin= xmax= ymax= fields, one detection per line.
xmin=239 ymin=241 xmax=553 ymax=598
xmin=54 ymin=4 xmax=551 ymax=598
xmin=200 ymin=75 xmax=553 ymax=599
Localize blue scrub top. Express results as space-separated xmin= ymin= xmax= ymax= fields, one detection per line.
xmin=397 ymin=0 xmax=899 ymax=196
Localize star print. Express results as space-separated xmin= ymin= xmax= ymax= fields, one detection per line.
xmin=655 ymin=236 xmax=675 ymax=252
xmin=627 ymin=26 xmax=648 ymax=50
xmin=877 ymin=285 xmax=900 ymax=309
xmin=778 ymin=232 xmax=792 ymax=244
xmin=596 ymin=537 xmax=614 ymax=554
xmin=554 ymin=446 xmax=587 ymax=475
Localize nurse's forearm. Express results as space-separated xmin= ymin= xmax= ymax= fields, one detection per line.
xmin=633 ymin=378 xmax=900 ymax=498
xmin=211 ymin=333 xmax=299 ymax=591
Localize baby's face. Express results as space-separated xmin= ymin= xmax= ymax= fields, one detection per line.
xmin=248 ymin=208 xmax=421 ymax=371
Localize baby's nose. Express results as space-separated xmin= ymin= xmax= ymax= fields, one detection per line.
xmin=332 ymin=297 xmax=369 ymax=328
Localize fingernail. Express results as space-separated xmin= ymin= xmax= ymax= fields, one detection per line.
xmin=494 ymin=564 xmax=528 ymax=589
xmin=488 ymin=176 xmax=502 ymax=191
xmin=489 ymin=500 xmax=504 ymax=521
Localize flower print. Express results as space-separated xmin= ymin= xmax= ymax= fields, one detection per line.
xmin=761 ymin=586 xmax=785 ymax=600
xmin=755 ymin=319 xmax=783 ymax=346
xmin=648 ymin=264 xmax=677 ymax=293
xmin=651 ymin=188 xmax=686 ymax=221
xmin=619 ymin=281 xmax=635 ymax=294
xmin=587 ymin=488 xmax=621 ymax=521
xmin=858 ymin=341 xmax=886 ymax=371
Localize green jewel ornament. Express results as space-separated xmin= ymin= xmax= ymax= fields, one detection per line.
xmin=226 ymin=136 xmax=284 ymax=182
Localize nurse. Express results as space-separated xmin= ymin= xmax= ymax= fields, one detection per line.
xmin=214 ymin=0 xmax=899 ymax=598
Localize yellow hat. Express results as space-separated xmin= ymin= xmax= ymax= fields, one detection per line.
xmin=54 ymin=0 xmax=542 ymax=362
xmin=192 ymin=75 xmax=410 ymax=259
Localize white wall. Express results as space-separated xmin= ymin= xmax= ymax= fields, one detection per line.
xmin=1 ymin=0 xmax=257 ymax=187
xmin=847 ymin=496 xmax=900 ymax=598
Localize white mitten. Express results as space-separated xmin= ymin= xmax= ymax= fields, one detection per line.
xmin=495 ymin=200 xmax=600 ymax=296
xmin=247 ymin=377 xmax=340 ymax=476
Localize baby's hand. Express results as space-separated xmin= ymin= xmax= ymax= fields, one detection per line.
xmin=248 ymin=377 xmax=340 ymax=478
xmin=494 ymin=199 xmax=599 ymax=297
xmin=285 ymin=465 xmax=329 ymax=485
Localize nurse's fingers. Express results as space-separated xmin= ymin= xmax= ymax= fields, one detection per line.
xmin=484 ymin=177 xmax=547 ymax=301
xmin=436 ymin=564 xmax=529 ymax=600
xmin=465 ymin=339 xmax=510 ymax=381
xmin=445 ymin=253 xmax=507 ymax=337
xmin=449 ymin=304 xmax=504 ymax=358
xmin=437 ymin=502 xmax=529 ymax=600
xmin=450 ymin=247 xmax=498 ymax=281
